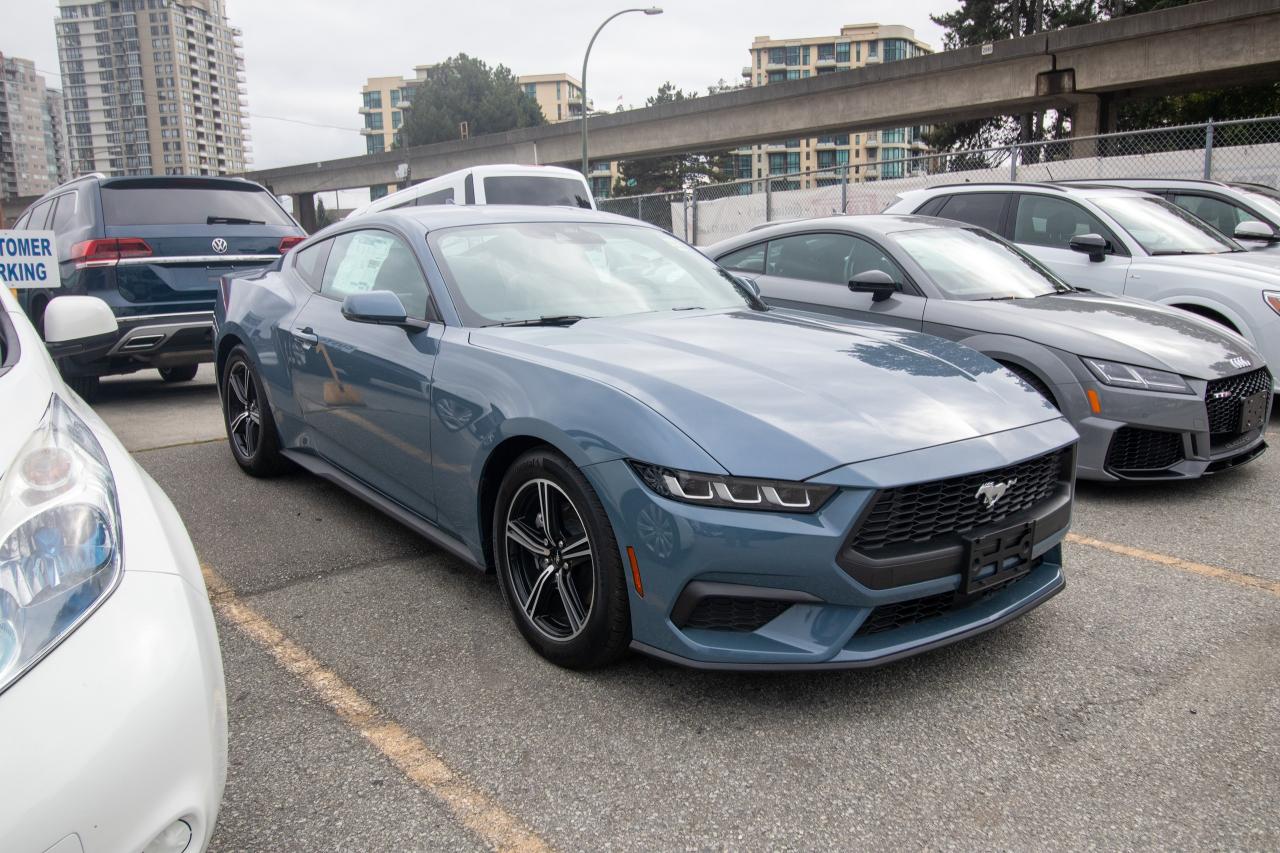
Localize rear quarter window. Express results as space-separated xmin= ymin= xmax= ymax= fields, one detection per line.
xmin=937 ymin=193 xmax=1008 ymax=232
xmin=101 ymin=183 xmax=295 ymax=226
xmin=717 ymin=243 xmax=766 ymax=273
xmin=482 ymin=176 xmax=593 ymax=209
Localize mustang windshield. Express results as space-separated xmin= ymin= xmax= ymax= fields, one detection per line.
xmin=1091 ymin=195 xmax=1241 ymax=255
xmin=428 ymin=222 xmax=755 ymax=326
xmin=891 ymin=226 xmax=1071 ymax=300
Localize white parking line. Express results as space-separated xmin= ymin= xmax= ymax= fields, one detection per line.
xmin=1067 ymin=533 xmax=1280 ymax=598
xmin=201 ymin=564 xmax=552 ymax=853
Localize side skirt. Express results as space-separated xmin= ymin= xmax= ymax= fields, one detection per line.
xmin=282 ymin=449 xmax=486 ymax=571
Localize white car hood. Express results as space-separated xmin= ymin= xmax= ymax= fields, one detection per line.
xmin=1142 ymin=251 xmax=1280 ymax=285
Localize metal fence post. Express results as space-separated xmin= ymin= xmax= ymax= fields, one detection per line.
xmin=840 ymin=166 xmax=848 ymax=213
xmin=636 ymin=195 xmax=643 ymax=221
xmin=1203 ymin=120 xmax=1215 ymax=180
xmin=765 ymin=179 xmax=773 ymax=221
xmin=690 ymin=187 xmax=698 ymax=245
xmin=1009 ymin=145 xmax=1018 ymax=181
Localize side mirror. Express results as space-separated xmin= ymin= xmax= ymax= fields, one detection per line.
xmin=734 ymin=275 xmax=762 ymax=299
xmin=848 ymin=269 xmax=898 ymax=302
xmin=1068 ymin=233 xmax=1110 ymax=262
xmin=43 ymin=296 xmax=118 ymax=358
xmin=341 ymin=290 xmax=412 ymax=327
xmin=1233 ymin=220 xmax=1277 ymax=242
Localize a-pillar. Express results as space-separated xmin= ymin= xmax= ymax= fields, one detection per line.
xmin=293 ymin=191 xmax=318 ymax=234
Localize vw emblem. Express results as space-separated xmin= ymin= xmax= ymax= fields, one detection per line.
xmin=211 ymin=238 xmax=228 ymax=254
xmin=975 ymin=478 xmax=1017 ymax=509
xmin=1227 ymin=355 xmax=1251 ymax=370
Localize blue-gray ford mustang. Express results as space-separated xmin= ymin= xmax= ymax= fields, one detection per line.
xmin=213 ymin=205 xmax=1078 ymax=670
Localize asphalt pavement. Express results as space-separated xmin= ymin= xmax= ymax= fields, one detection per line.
xmin=95 ymin=366 xmax=1280 ymax=851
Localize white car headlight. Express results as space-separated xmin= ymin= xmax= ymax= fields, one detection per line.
xmin=0 ymin=395 xmax=121 ymax=694
xmin=1083 ymin=358 xmax=1194 ymax=395
xmin=629 ymin=461 xmax=836 ymax=513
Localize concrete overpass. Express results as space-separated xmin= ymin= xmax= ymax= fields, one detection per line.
xmin=245 ymin=0 xmax=1280 ymax=226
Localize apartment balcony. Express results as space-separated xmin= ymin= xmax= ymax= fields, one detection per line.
xmin=862 ymin=164 xmax=878 ymax=177
xmin=764 ymin=61 xmax=786 ymax=71
xmin=863 ymin=132 xmax=878 ymax=146
xmin=741 ymin=66 xmax=752 ymax=78
xmin=815 ymin=58 xmax=837 ymax=69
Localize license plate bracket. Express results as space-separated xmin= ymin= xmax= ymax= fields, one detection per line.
xmin=962 ymin=521 xmax=1034 ymax=595
xmin=1238 ymin=390 xmax=1268 ymax=433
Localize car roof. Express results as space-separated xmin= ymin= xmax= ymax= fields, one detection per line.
xmin=324 ymin=203 xmax=650 ymax=233
xmin=1060 ymin=178 xmax=1236 ymax=191
xmin=903 ymin=182 xmax=1152 ymax=199
xmin=706 ymin=214 xmax=974 ymax=252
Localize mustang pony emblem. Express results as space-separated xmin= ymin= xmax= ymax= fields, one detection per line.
xmin=975 ymin=478 xmax=1017 ymax=509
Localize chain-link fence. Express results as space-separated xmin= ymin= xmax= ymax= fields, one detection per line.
xmin=597 ymin=117 xmax=1280 ymax=246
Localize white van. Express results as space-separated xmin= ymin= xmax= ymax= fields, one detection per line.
xmin=347 ymin=164 xmax=595 ymax=218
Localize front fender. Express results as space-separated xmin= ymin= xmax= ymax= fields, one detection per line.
xmin=1153 ymin=295 xmax=1256 ymax=345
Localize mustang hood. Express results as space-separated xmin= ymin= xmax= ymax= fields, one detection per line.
xmin=471 ymin=309 xmax=1063 ymax=480
xmin=928 ymin=292 xmax=1263 ymax=379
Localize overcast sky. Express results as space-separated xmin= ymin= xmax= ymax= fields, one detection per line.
xmin=9 ymin=0 xmax=950 ymax=171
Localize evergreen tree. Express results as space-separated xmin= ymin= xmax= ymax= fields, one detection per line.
xmin=612 ymin=83 xmax=737 ymax=195
xmin=397 ymin=54 xmax=544 ymax=148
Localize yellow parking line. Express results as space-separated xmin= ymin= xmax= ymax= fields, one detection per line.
xmin=133 ymin=436 xmax=226 ymax=453
xmin=201 ymin=564 xmax=551 ymax=853
xmin=1066 ymin=534 xmax=1280 ymax=598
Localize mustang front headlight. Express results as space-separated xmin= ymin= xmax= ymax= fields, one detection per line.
xmin=629 ymin=461 xmax=836 ymax=513
xmin=0 ymin=395 xmax=121 ymax=694
xmin=1083 ymin=358 xmax=1194 ymax=395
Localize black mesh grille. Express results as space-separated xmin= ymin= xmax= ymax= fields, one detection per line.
xmin=854 ymin=573 xmax=1029 ymax=636
xmin=682 ymin=597 xmax=790 ymax=632
xmin=1206 ymin=367 xmax=1272 ymax=439
xmin=1105 ymin=427 xmax=1184 ymax=473
xmin=849 ymin=450 xmax=1066 ymax=553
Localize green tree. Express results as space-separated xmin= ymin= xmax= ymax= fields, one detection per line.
xmin=315 ymin=197 xmax=331 ymax=229
xmin=612 ymin=83 xmax=737 ymax=195
xmin=397 ymin=54 xmax=544 ymax=148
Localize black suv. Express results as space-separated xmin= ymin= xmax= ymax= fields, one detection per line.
xmin=12 ymin=174 xmax=305 ymax=399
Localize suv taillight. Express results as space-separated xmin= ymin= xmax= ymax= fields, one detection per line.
xmin=278 ymin=236 xmax=304 ymax=253
xmin=70 ymin=237 xmax=152 ymax=268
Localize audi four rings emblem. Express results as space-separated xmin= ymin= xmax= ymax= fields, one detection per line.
xmin=211 ymin=238 xmax=228 ymax=254
xmin=1227 ymin=355 xmax=1251 ymax=369
xmin=975 ymin=478 xmax=1017 ymax=508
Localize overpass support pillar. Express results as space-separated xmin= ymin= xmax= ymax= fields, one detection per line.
xmin=294 ymin=192 xmax=318 ymax=234
xmin=1068 ymin=95 xmax=1115 ymax=159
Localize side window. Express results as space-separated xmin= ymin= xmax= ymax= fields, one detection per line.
xmin=766 ymin=232 xmax=856 ymax=284
xmin=914 ymin=196 xmax=948 ymax=217
xmin=50 ymin=193 xmax=78 ymax=234
xmin=936 ymin=193 xmax=1007 ymax=232
xmin=717 ymin=243 xmax=766 ymax=274
xmin=24 ymin=199 xmax=54 ymax=230
xmin=1169 ymin=193 xmax=1255 ymax=236
xmin=415 ymin=187 xmax=454 ymax=206
xmin=846 ymin=236 xmax=908 ymax=286
xmin=321 ymin=230 xmax=431 ymax=320
xmin=463 ymin=173 xmax=475 ymax=205
xmin=12 ymin=209 xmax=32 ymax=230
xmin=1013 ymin=195 xmax=1111 ymax=249
xmin=293 ymin=239 xmax=333 ymax=290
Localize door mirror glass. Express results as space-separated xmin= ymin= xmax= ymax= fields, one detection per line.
xmin=341 ymin=290 xmax=409 ymax=326
xmin=1234 ymin=220 xmax=1277 ymax=241
xmin=848 ymin=269 xmax=898 ymax=302
xmin=1068 ymin=233 xmax=1109 ymax=262
xmin=43 ymin=296 xmax=119 ymax=357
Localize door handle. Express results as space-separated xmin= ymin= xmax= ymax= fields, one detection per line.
xmin=294 ymin=326 xmax=319 ymax=346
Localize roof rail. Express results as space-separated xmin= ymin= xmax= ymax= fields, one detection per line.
xmin=1056 ymin=177 xmax=1225 ymax=187
xmin=919 ymin=181 xmax=1068 ymax=192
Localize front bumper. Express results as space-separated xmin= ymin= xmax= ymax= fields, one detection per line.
xmin=1052 ymin=371 xmax=1272 ymax=482
xmin=585 ymin=421 xmax=1076 ymax=670
xmin=0 ymin=569 xmax=227 ymax=852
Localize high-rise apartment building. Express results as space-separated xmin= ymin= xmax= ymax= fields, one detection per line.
xmin=54 ymin=0 xmax=251 ymax=178
xmin=732 ymin=24 xmax=932 ymax=188
xmin=0 ymin=54 xmax=68 ymax=199
xmin=518 ymin=73 xmax=587 ymax=124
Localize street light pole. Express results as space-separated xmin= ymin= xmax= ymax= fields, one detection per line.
xmin=580 ymin=6 xmax=663 ymax=180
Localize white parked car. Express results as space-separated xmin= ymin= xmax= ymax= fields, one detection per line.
xmin=0 ymin=287 xmax=226 ymax=852
xmin=885 ymin=183 xmax=1280 ymax=393
xmin=346 ymin=163 xmax=596 ymax=218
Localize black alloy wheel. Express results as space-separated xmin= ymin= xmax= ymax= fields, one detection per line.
xmin=222 ymin=346 xmax=287 ymax=477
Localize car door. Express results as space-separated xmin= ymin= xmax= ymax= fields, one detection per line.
xmin=749 ymin=231 xmax=925 ymax=330
xmin=288 ymin=227 xmax=443 ymax=519
xmin=1009 ymin=193 xmax=1131 ymax=295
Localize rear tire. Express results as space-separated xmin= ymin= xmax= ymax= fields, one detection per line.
xmin=159 ymin=364 xmax=200 ymax=383
xmin=63 ymin=373 xmax=100 ymax=402
xmin=493 ymin=448 xmax=631 ymax=669
xmin=222 ymin=346 xmax=287 ymax=477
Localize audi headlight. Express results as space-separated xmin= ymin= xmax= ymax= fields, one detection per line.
xmin=629 ymin=461 xmax=836 ymax=512
xmin=1083 ymin=358 xmax=1194 ymax=394
xmin=0 ymin=395 xmax=121 ymax=694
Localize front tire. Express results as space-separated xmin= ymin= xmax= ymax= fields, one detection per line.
xmin=159 ymin=364 xmax=200 ymax=383
xmin=222 ymin=346 xmax=287 ymax=477
xmin=493 ymin=449 xmax=631 ymax=669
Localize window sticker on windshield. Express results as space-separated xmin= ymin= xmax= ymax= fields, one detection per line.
xmin=330 ymin=233 xmax=392 ymax=295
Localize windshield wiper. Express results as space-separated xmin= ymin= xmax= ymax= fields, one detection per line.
xmin=1149 ymin=249 xmax=1213 ymax=256
xmin=207 ymin=216 xmax=265 ymax=225
xmin=488 ymin=315 xmax=592 ymax=327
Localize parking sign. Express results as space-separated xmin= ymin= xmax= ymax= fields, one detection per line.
xmin=0 ymin=230 xmax=61 ymax=289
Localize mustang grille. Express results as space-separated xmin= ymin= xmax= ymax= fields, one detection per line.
xmin=1105 ymin=427 xmax=1184 ymax=473
xmin=1206 ymin=367 xmax=1272 ymax=439
xmin=849 ymin=450 xmax=1066 ymax=553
